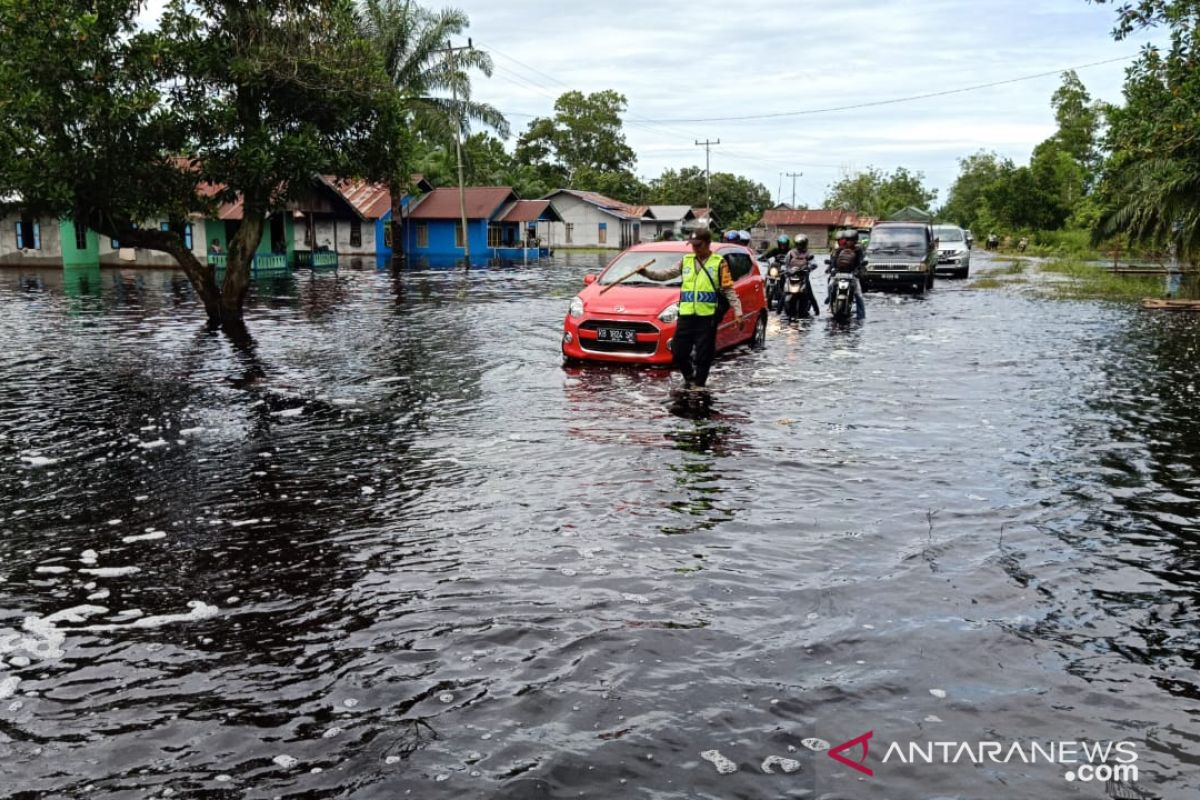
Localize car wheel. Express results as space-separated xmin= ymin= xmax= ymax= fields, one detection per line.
xmin=752 ymin=313 xmax=767 ymax=349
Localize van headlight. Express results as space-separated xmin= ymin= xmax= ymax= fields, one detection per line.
xmin=658 ymin=303 xmax=679 ymax=323
xmin=569 ymin=296 xmax=584 ymax=319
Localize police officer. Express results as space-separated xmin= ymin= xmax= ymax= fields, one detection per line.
xmin=638 ymin=227 xmax=744 ymax=389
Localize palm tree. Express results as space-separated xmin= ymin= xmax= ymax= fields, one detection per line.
xmin=356 ymin=0 xmax=509 ymax=254
xmin=1096 ymin=158 xmax=1200 ymax=264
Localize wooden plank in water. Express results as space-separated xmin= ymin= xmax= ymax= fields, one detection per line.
xmin=1140 ymin=298 xmax=1200 ymax=311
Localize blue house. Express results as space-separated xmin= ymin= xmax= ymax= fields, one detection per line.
xmin=403 ymin=187 xmax=560 ymax=266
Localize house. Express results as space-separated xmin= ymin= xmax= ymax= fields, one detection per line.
xmin=403 ymin=186 xmax=558 ymax=265
xmin=540 ymin=189 xmax=647 ymax=249
xmin=290 ymin=175 xmax=432 ymax=268
xmin=690 ymin=207 xmax=718 ymax=231
xmin=759 ymin=208 xmax=878 ymax=250
xmin=888 ymin=206 xmax=934 ymax=222
xmin=642 ymin=206 xmax=695 ymax=241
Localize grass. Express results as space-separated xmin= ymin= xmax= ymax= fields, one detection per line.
xmin=997 ymin=260 xmax=1027 ymax=275
xmin=1038 ymin=258 xmax=1164 ymax=301
xmin=973 ymin=277 xmax=1007 ymax=289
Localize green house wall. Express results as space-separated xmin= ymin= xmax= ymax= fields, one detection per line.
xmin=58 ymin=220 xmax=100 ymax=267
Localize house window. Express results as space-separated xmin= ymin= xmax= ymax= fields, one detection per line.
xmin=455 ymin=222 xmax=465 ymax=248
xmin=74 ymin=221 xmax=88 ymax=250
xmin=487 ymin=224 xmax=502 ymax=248
xmin=416 ymin=222 xmax=429 ymax=248
xmin=16 ymin=219 xmax=40 ymax=250
xmin=350 ymin=218 xmax=362 ymax=248
xmin=565 ymin=223 xmax=574 ymax=244
xmin=598 ymin=222 xmax=607 ymax=244
xmin=158 ymin=221 xmax=194 ymax=250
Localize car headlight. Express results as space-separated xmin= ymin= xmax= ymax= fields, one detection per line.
xmin=658 ymin=303 xmax=679 ymax=323
xmin=569 ymin=296 xmax=583 ymax=319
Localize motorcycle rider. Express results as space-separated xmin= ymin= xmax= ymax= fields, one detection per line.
xmin=761 ymin=233 xmax=791 ymax=262
xmin=827 ymin=228 xmax=866 ymax=320
xmin=783 ymin=234 xmax=819 ymax=317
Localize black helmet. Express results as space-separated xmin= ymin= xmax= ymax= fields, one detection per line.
xmin=793 ymin=234 xmax=809 ymax=252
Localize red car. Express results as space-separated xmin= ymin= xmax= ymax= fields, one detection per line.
xmin=562 ymin=241 xmax=768 ymax=366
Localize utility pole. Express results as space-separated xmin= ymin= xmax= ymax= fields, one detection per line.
xmin=785 ymin=171 xmax=803 ymax=207
xmin=778 ymin=172 xmax=784 ymax=206
xmin=437 ymin=38 xmax=474 ymax=266
xmin=694 ymin=138 xmax=720 ymax=222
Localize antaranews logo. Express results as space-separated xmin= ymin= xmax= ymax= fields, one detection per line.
xmin=827 ymin=732 xmax=1140 ymax=784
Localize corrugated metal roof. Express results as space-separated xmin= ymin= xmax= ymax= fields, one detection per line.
xmin=318 ymin=176 xmax=392 ymax=219
xmin=407 ymin=187 xmax=517 ymax=220
xmin=547 ymin=189 xmax=645 ymax=219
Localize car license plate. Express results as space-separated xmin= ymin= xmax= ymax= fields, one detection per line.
xmin=880 ymin=273 xmax=898 ymax=280
xmin=596 ymin=327 xmax=636 ymax=343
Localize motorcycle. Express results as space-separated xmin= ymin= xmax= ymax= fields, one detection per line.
xmin=763 ymin=257 xmax=784 ymax=313
xmin=825 ymin=257 xmax=866 ymax=323
xmin=781 ymin=254 xmax=819 ymax=319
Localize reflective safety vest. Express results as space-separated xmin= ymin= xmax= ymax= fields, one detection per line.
xmin=679 ymin=253 xmax=724 ymax=316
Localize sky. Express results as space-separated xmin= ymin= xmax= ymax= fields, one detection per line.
xmin=139 ymin=0 xmax=1166 ymax=208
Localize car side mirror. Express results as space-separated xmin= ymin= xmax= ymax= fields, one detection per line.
xmin=583 ymin=273 xmax=597 ymax=286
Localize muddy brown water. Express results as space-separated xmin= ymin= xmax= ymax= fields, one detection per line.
xmin=0 ymin=252 xmax=1196 ymax=799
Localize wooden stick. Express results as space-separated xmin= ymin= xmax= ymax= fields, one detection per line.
xmin=599 ymin=258 xmax=656 ymax=293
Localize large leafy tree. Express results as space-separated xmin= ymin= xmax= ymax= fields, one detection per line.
xmin=356 ymin=0 xmax=507 ymax=247
xmin=515 ymin=90 xmax=639 ymax=196
xmin=647 ymin=167 xmax=772 ymax=229
xmin=0 ymin=0 xmax=402 ymax=327
xmin=824 ymin=167 xmax=937 ymax=218
xmin=1091 ymin=0 xmax=1200 ymax=258
xmin=941 ymin=152 xmax=1014 ymax=229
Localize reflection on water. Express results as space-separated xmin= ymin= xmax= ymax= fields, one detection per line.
xmin=0 ymin=255 xmax=1197 ymax=799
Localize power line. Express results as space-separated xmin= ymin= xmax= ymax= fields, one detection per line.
xmin=630 ymin=54 xmax=1137 ymax=123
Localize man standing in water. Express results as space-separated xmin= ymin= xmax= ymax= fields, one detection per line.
xmin=638 ymin=227 xmax=744 ymax=389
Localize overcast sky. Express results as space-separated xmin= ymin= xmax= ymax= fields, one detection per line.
xmin=142 ymin=0 xmax=1165 ymax=208
xmin=442 ymin=0 xmax=1165 ymax=207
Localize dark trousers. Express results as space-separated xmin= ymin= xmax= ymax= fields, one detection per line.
xmin=673 ymin=314 xmax=718 ymax=387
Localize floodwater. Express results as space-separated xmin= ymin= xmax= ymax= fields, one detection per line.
xmin=0 ymin=252 xmax=1197 ymax=800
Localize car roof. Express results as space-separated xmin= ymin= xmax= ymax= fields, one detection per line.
xmin=623 ymin=242 xmax=754 ymax=255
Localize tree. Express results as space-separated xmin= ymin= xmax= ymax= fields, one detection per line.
xmin=647 ymin=167 xmax=772 ymax=228
xmin=941 ymin=152 xmax=1014 ymax=229
xmin=824 ymin=167 xmax=936 ymax=217
xmin=515 ymin=90 xmax=639 ymax=196
xmin=0 ymin=0 xmax=402 ymax=328
xmin=1091 ymin=0 xmax=1200 ymax=257
xmin=356 ymin=0 xmax=508 ymax=251
xmin=1050 ymin=70 xmax=1102 ymax=174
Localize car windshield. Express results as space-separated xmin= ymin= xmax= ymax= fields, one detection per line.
xmin=599 ymin=251 xmax=683 ymax=286
xmin=934 ymin=227 xmax=964 ymax=242
xmin=866 ymin=228 xmax=926 ymax=251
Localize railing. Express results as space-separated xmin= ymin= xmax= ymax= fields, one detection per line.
xmin=207 ymin=253 xmax=290 ymax=272
xmin=294 ymin=250 xmax=339 ymax=268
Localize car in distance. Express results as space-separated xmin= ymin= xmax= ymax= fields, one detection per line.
xmin=933 ymin=224 xmax=972 ymax=278
xmin=562 ymin=241 xmax=767 ymax=366
xmin=860 ymin=221 xmax=937 ymax=293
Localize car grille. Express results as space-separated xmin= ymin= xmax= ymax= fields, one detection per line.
xmin=579 ymin=319 xmax=660 ymax=355
xmin=581 ymin=339 xmax=658 ymax=354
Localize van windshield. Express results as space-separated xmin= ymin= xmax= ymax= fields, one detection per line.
xmin=599 ymin=252 xmax=683 ymax=286
xmin=866 ymin=228 xmax=926 ymax=252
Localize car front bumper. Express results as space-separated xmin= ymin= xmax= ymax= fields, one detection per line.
xmin=562 ymin=316 xmax=675 ymax=365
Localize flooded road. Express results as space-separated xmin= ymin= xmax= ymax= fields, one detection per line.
xmin=1 ymin=253 xmax=1197 ymax=799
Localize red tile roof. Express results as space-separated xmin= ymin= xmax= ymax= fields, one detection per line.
xmin=497 ymin=200 xmax=558 ymax=223
xmin=407 ymin=187 xmax=517 ymax=220
xmin=692 ymin=207 xmax=713 ymax=219
xmin=762 ymin=209 xmax=877 ymax=228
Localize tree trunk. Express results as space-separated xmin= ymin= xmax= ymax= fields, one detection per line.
xmin=98 ymin=225 xmax=223 ymax=324
xmin=220 ymin=214 xmax=265 ymax=323
xmin=389 ymin=179 xmax=405 ymax=266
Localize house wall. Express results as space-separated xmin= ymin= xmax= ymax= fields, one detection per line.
xmin=298 ymin=215 xmax=379 ymax=257
xmin=543 ymin=194 xmax=625 ymax=248
xmin=99 ymin=218 xmax=212 ymax=266
xmin=0 ymin=214 xmax=65 ymax=265
xmin=404 ymin=217 xmax=490 ymax=265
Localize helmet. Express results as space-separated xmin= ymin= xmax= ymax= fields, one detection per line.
xmin=724 ymin=230 xmax=740 ymax=242
xmin=777 ymin=234 xmax=790 ymax=246
xmin=793 ymin=234 xmax=809 ymax=252
xmin=845 ymin=229 xmax=860 ymax=243
xmin=737 ymin=230 xmax=751 ymax=244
